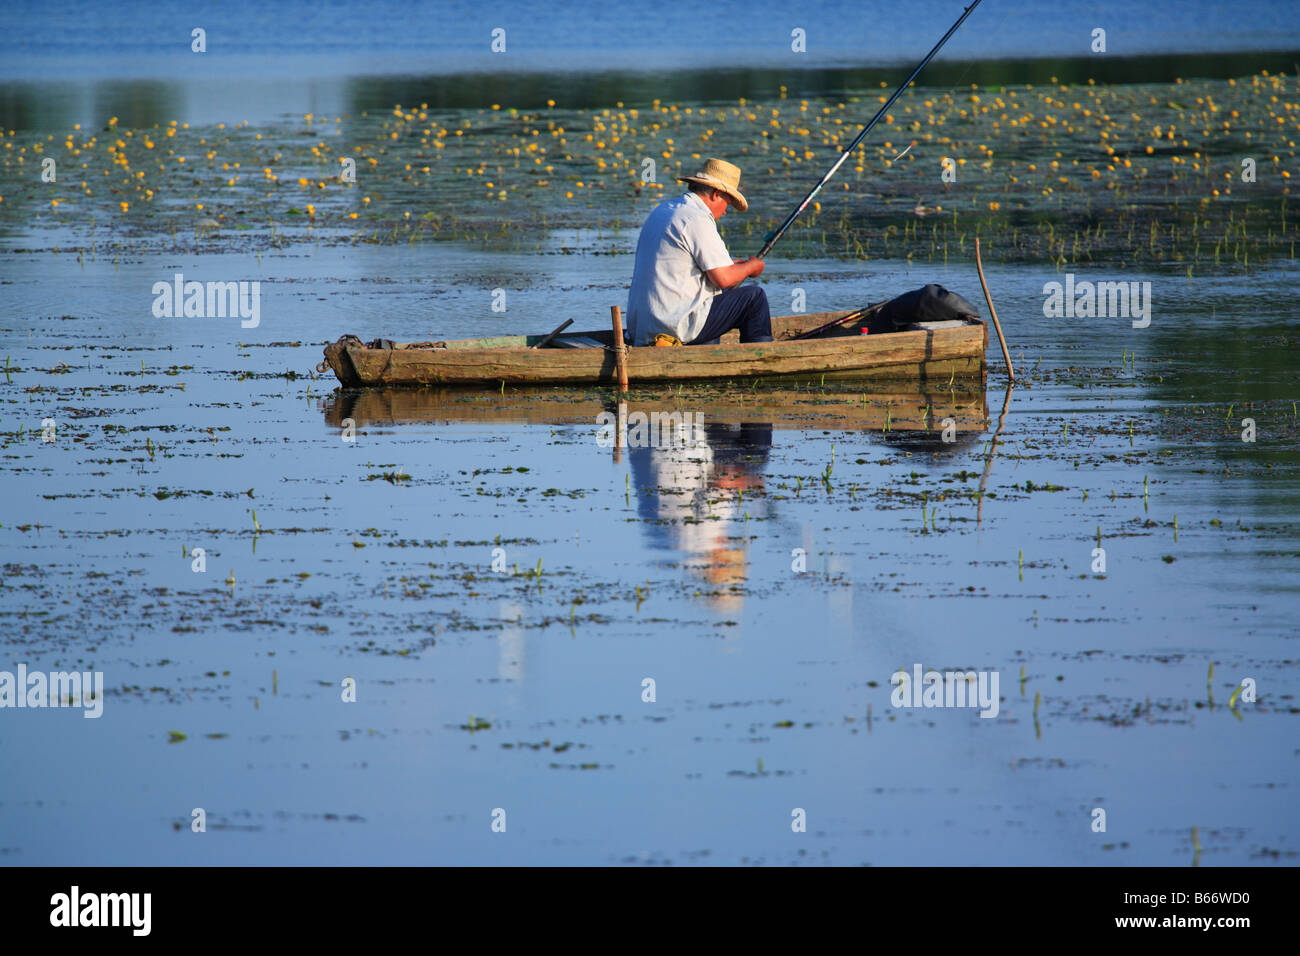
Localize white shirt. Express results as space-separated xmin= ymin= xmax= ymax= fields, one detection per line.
xmin=626 ymin=192 xmax=733 ymax=346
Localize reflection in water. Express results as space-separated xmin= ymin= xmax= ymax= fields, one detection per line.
xmin=628 ymin=418 xmax=774 ymax=613
xmin=321 ymin=384 xmax=989 ymax=615
xmin=978 ymin=381 xmax=1016 ymax=525
xmin=497 ymin=600 xmax=526 ymax=682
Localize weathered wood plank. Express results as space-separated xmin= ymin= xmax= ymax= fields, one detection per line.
xmin=329 ymin=310 xmax=987 ymax=387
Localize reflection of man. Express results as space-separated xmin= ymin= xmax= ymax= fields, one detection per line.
xmin=628 ymin=420 xmax=773 ymax=611
xmin=626 ymin=158 xmax=772 ymax=347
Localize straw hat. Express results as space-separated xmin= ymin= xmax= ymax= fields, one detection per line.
xmin=679 ymin=158 xmax=748 ymax=212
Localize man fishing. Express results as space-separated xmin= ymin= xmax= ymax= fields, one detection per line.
xmin=625 ymin=158 xmax=772 ymax=347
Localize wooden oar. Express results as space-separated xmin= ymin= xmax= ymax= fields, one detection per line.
xmin=609 ymin=305 xmax=629 ymax=393
xmin=531 ymin=318 xmax=573 ymax=350
xmin=791 ymin=301 xmax=887 ymax=341
xmin=974 ymin=237 xmax=1014 ymax=380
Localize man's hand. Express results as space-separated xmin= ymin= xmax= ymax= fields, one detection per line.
xmin=706 ymin=257 xmax=765 ymax=289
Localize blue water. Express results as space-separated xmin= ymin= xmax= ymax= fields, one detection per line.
xmin=3 ymin=0 xmax=1298 ymax=79
xmin=1 ymin=0 xmax=1297 ymax=868
xmin=1 ymin=240 xmax=1297 ymax=865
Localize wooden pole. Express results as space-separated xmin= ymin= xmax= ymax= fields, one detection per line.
xmin=531 ymin=317 xmax=573 ymax=350
xmin=974 ymin=237 xmax=1014 ymax=381
xmin=610 ymin=305 xmax=629 ymax=393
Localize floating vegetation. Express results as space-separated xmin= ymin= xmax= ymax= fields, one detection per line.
xmin=366 ymin=469 xmax=411 ymax=483
xmin=1 ymin=70 xmax=1294 ymax=269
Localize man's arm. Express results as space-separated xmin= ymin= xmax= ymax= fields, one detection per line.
xmin=705 ymin=257 xmax=765 ymax=289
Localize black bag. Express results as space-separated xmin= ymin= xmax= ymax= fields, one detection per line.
xmin=875 ymin=284 xmax=981 ymax=330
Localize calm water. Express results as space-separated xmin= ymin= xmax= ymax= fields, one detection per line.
xmin=0 ymin=240 xmax=1296 ymax=865
xmin=4 ymin=0 xmax=1298 ymax=77
xmin=3 ymin=0 xmax=1299 ymax=128
xmin=0 ymin=0 xmax=1296 ymax=866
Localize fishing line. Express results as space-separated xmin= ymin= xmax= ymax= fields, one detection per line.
xmin=757 ymin=0 xmax=989 ymax=258
xmin=859 ymin=1 xmax=1018 ymax=175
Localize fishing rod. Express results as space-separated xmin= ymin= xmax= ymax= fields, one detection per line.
xmin=755 ymin=0 xmax=984 ymax=259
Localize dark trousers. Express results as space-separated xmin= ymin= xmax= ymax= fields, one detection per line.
xmin=690 ymin=284 xmax=772 ymax=345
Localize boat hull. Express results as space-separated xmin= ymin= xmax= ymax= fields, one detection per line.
xmin=322 ymin=309 xmax=987 ymax=388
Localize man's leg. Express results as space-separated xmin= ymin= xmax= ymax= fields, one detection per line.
xmin=689 ymin=285 xmax=773 ymax=345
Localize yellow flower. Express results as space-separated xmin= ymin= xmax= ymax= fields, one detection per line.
xmin=119 ymin=201 xmax=129 ymax=211
xmin=196 ymin=203 xmax=203 ymax=210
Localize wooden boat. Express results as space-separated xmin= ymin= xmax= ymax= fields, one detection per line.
xmin=322 ymin=384 xmax=990 ymax=437
xmin=320 ymin=308 xmax=987 ymax=388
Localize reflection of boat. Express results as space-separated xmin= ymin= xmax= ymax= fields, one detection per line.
xmin=320 ymin=309 xmax=987 ymax=387
xmin=320 ymin=384 xmax=990 ymax=613
xmin=322 ymin=385 xmax=989 ymax=435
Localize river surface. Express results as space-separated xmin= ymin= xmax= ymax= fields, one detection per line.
xmin=5 ymin=0 xmax=1297 ymax=79
xmin=1 ymin=237 xmax=1296 ymax=865
xmin=1 ymin=2 xmax=1297 ymax=866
